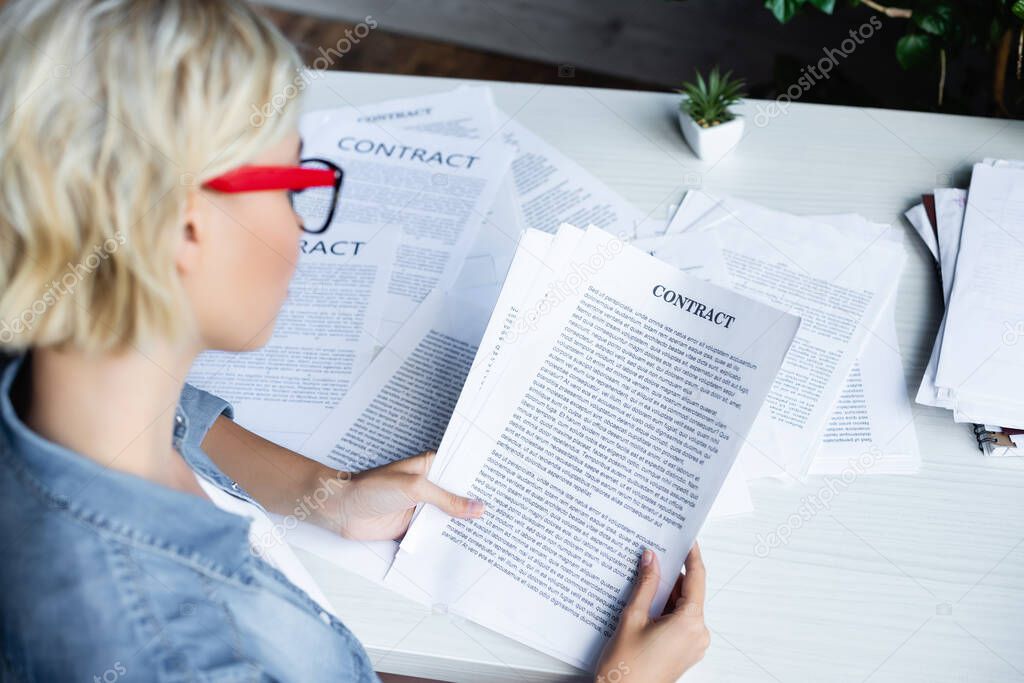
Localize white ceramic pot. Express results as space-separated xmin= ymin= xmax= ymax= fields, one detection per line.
xmin=677 ymin=109 xmax=744 ymax=161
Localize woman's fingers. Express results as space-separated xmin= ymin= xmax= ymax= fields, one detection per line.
xmin=622 ymin=549 xmax=661 ymax=627
xmin=676 ymin=543 xmax=706 ymax=616
xmin=663 ymin=571 xmax=685 ymax=616
xmin=412 ymin=476 xmax=485 ymax=519
xmin=384 ymin=450 xmax=436 ymax=475
xmin=379 ymin=451 xmax=484 ymax=519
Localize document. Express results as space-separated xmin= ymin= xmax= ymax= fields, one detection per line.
xmin=292 ymin=232 xmax=552 ymax=587
xmin=316 ymin=86 xmax=648 ymax=294
xmin=342 ymin=85 xmax=650 ymax=249
xmin=300 ymin=284 xmax=497 ymax=472
xmin=904 ymin=202 xmax=940 ymax=261
xmin=915 ymin=188 xmax=967 ymax=409
xmin=310 ymin=85 xmax=527 ymax=297
xmin=631 ymin=229 xmax=728 ymax=283
xmin=934 ymin=188 xmax=969 ymax=301
xmin=666 ymin=192 xmax=906 ymax=478
xmin=186 ymin=226 xmax=398 ymax=448
xmin=471 ymin=227 xmax=754 ymax=518
xmin=632 ymin=230 xmax=752 ymax=512
xmin=334 ymin=86 xmax=498 ymax=140
xmin=299 ymin=88 xmax=653 ymax=469
xmin=802 ymin=215 xmax=919 ymax=473
xmin=500 ymin=119 xmax=647 ymax=238
xmin=935 ymin=163 xmax=1024 ymax=428
xmin=265 ymin=512 xmax=404 ymax=593
xmin=663 ymin=189 xmax=719 ymax=235
xmin=385 ymin=225 xmax=799 ymax=670
xmin=812 ymin=292 xmax=920 ymax=474
xmin=311 ymin=226 xmax=751 ymax=523
xmin=284 ymin=230 xmax=563 ymax=585
xmin=298 ymin=111 xmax=513 ymax=343
xmin=640 ymin=220 xmax=918 ymax=475
xmin=912 ymin=160 xmax=1024 ymax=423
xmin=292 ymin=225 xmax=750 ymax=585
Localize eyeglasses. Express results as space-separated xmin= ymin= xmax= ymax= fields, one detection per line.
xmin=202 ymin=157 xmax=343 ymax=234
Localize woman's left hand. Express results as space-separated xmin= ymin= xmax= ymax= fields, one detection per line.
xmin=311 ymin=450 xmax=485 ymax=541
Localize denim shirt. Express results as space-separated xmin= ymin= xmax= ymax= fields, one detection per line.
xmin=0 ymin=354 xmax=379 ymax=682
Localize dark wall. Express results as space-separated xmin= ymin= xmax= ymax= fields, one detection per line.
xmin=257 ymin=0 xmax=1000 ymax=116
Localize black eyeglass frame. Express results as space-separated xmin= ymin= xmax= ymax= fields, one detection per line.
xmin=291 ymin=157 xmax=344 ymax=235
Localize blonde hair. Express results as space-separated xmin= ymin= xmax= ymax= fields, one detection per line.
xmin=0 ymin=0 xmax=302 ymax=352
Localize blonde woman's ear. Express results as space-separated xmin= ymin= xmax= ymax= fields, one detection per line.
xmin=175 ymin=191 xmax=206 ymax=277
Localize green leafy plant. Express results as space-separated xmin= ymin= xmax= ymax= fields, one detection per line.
xmin=765 ymin=1 xmax=1023 ymax=113
xmin=678 ymin=68 xmax=748 ymax=127
xmin=677 ymin=1 xmax=1024 ymax=115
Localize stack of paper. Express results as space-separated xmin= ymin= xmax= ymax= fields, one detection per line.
xmin=182 ymin=84 xmax=924 ymax=484
xmin=181 ymin=86 xmax=928 ymax=638
xmin=906 ymin=160 xmax=1024 ymax=455
xmin=381 ymin=223 xmax=798 ymax=670
xmin=638 ymin=191 xmax=919 ymax=477
xmin=186 ymin=85 xmax=646 ymax=449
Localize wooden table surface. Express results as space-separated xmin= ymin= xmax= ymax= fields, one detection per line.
xmin=295 ymin=71 xmax=1024 ymax=683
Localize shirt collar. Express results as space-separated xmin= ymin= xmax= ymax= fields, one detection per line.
xmin=0 ymin=354 xmax=253 ymax=576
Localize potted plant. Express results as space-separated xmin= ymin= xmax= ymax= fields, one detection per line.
xmin=677 ymin=68 xmax=747 ymax=160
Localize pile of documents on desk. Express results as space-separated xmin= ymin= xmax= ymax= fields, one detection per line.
xmin=187 ymin=83 xmax=923 ymax=500
xmin=381 ymin=223 xmax=798 ymax=669
xmin=182 ymin=84 xmax=924 ymax=669
xmin=905 ymin=159 xmax=1024 ymax=456
xmin=637 ymin=190 xmax=919 ymax=479
xmin=187 ymin=85 xmax=658 ymax=452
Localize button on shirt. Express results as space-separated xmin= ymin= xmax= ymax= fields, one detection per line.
xmin=0 ymin=354 xmax=379 ymax=682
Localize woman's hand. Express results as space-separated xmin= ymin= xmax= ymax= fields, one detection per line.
xmin=311 ymin=450 xmax=485 ymax=541
xmin=198 ymin=419 xmax=482 ymax=540
xmin=595 ymin=544 xmax=709 ymax=683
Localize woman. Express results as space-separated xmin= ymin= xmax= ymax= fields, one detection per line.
xmin=0 ymin=1 xmax=709 ymax=680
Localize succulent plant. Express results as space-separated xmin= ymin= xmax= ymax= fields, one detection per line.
xmin=678 ymin=68 xmax=747 ymax=128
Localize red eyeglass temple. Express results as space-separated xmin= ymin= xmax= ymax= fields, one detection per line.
xmin=203 ymin=165 xmax=336 ymax=193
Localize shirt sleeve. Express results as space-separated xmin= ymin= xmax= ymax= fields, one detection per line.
xmin=178 ymin=383 xmax=234 ymax=449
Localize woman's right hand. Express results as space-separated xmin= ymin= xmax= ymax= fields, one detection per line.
xmin=595 ymin=543 xmax=709 ymax=683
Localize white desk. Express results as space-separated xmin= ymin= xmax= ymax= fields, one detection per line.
xmin=297 ymin=72 xmax=1024 ymax=683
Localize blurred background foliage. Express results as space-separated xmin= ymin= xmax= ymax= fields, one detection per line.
xmin=682 ymin=0 xmax=1024 ymax=116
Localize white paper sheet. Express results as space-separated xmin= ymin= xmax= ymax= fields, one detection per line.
xmin=936 ymin=164 xmax=1024 ymax=428
xmin=913 ymin=157 xmax=1023 ymax=416
xmin=915 ymin=188 xmax=967 ymax=409
xmin=186 ymin=226 xmax=399 ymax=446
xmin=465 ymin=227 xmax=753 ymax=520
xmin=456 ymin=230 xmax=558 ymax=402
xmin=665 ymin=192 xmax=906 ymax=478
xmin=336 ymin=87 xmax=496 ymax=140
xmin=298 ymin=112 xmax=513 ymax=344
xmin=805 ymin=215 xmax=919 ymax=473
xmin=312 ymin=86 xmax=527 ymax=301
xmin=630 ymin=230 xmax=728 ymax=283
xmin=318 ymin=86 xmax=649 ymax=296
xmin=265 ymin=513 xmax=402 ymax=591
xmin=664 ymin=189 xmax=720 ymax=235
xmin=500 ymin=119 xmax=646 ymax=238
xmin=633 ymin=230 xmax=752 ymax=514
xmin=386 ymin=225 xmax=799 ymax=670
xmin=935 ymin=189 xmax=969 ymax=303
xmin=260 ymin=513 xmax=466 ymax=607
xmin=284 ymin=231 xmax=557 ymax=589
xmin=811 ymin=292 xmax=920 ymax=474
xmin=647 ymin=209 xmax=919 ymax=475
xmin=904 ymin=202 xmax=940 ymax=261
xmin=299 ymin=284 xmax=497 ymax=472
